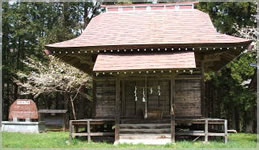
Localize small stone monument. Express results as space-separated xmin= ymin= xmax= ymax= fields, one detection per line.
xmin=2 ymin=99 xmax=45 ymax=133
xmin=9 ymin=99 xmax=38 ymax=121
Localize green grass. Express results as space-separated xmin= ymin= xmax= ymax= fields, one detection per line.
xmin=2 ymin=132 xmax=257 ymax=149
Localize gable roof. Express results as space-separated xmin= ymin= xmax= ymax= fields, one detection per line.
xmin=46 ymin=3 xmax=251 ymax=51
xmin=45 ymin=2 xmax=253 ymax=73
xmin=93 ymin=52 xmax=196 ymax=72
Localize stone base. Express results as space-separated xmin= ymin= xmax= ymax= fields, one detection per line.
xmin=117 ymin=139 xmax=171 ymax=145
xmin=1 ymin=121 xmax=45 ymax=133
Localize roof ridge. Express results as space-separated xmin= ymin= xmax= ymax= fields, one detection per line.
xmin=102 ymin=2 xmax=197 ymax=13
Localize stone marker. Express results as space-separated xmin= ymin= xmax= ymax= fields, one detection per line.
xmin=2 ymin=99 xmax=45 ymax=133
xmin=9 ymin=99 xmax=38 ymax=121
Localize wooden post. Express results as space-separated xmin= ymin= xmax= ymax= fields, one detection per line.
xmin=115 ymin=78 xmax=121 ymax=143
xmin=87 ymin=120 xmax=91 ymax=142
xmin=144 ymin=76 xmax=148 ymax=119
xmin=200 ymin=58 xmax=206 ymax=117
xmin=205 ymin=119 xmax=208 ymax=143
xmin=63 ymin=114 xmax=66 ymax=131
xmin=170 ymin=77 xmax=176 ymax=143
xmin=224 ymin=120 xmax=228 ymax=144
xmin=69 ymin=120 xmax=73 ymax=142
xmin=122 ymin=80 xmax=125 ymax=117
xmin=92 ymin=79 xmax=97 ymax=117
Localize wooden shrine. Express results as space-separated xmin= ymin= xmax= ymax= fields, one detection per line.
xmin=45 ymin=2 xmax=252 ymax=144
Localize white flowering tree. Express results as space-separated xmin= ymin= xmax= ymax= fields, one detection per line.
xmin=234 ymin=25 xmax=257 ymax=51
xmin=15 ymin=56 xmax=92 ymax=119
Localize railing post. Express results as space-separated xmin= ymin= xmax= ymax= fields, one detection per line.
xmin=171 ymin=115 xmax=175 ymax=143
xmin=205 ymin=119 xmax=208 ymax=143
xmin=87 ymin=120 xmax=91 ymax=143
xmin=69 ymin=120 xmax=73 ymax=142
xmin=224 ymin=120 xmax=228 ymax=144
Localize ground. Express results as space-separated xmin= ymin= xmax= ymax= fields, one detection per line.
xmin=2 ymin=132 xmax=257 ymax=149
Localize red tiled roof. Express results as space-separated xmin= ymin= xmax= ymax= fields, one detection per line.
xmin=46 ymin=4 xmax=251 ymax=50
xmin=93 ymin=52 xmax=196 ymax=72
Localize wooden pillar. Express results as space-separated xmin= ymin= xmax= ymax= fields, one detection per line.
xmin=170 ymin=77 xmax=176 ymax=143
xmin=115 ymin=78 xmax=121 ymax=143
xmin=144 ymin=76 xmax=148 ymax=119
xmin=121 ymin=80 xmax=125 ymax=117
xmin=87 ymin=120 xmax=91 ymax=142
xmin=205 ymin=119 xmax=208 ymax=143
xmin=201 ymin=60 xmax=206 ymax=117
xmin=224 ymin=120 xmax=228 ymax=144
xmin=92 ymin=79 xmax=97 ymax=117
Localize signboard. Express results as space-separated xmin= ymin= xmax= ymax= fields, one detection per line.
xmin=9 ymin=99 xmax=38 ymax=120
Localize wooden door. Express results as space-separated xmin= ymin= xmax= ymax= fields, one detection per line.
xmin=123 ymin=79 xmax=170 ymax=119
xmin=147 ymin=79 xmax=170 ymax=118
xmin=124 ymin=80 xmax=145 ymax=118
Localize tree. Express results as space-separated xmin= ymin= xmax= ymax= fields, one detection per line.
xmin=2 ymin=1 xmax=100 ymax=120
xmin=204 ymin=25 xmax=256 ymax=132
xmin=198 ymin=2 xmax=257 ymax=132
xmin=197 ymin=2 xmax=256 ymax=34
xmin=15 ymin=56 xmax=92 ymax=120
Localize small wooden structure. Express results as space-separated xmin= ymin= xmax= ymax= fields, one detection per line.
xmin=38 ymin=109 xmax=67 ymax=131
xmin=45 ymin=2 xmax=252 ymax=144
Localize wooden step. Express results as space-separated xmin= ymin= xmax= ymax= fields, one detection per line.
xmin=121 ymin=119 xmax=170 ymax=124
xmin=120 ymin=123 xmax=170 ymax=129
xmin=120 ymin=133 xmax=171 ymax=139
xmin=120 ymin=128 xmax=171 ymax=134
xmin=118 ymin=139 xmax=171 ymax=145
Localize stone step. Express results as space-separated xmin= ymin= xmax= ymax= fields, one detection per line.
xmin=118 ymin=138 xmax=171 ymax=145
xmin=120 ymin=133 xmax=171 ymax=139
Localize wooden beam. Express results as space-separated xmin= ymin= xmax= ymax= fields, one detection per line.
xmin=170 ymin=75 xmax=176 ymax=143
xmin=115 ymin=78 xmax=121 ymax=143
xmin=203 ymin=54 xmax=221 ymax=62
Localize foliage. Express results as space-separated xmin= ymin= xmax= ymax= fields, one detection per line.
xmin=2 ymin=132 xmax=257 ymax=148
xmin=2 ymin=2 xmax=100 ymax=120
xmin=197 ymin=2 xmax=257 ymax=34
xmin=199 ymin=2 xmax=257 ymax=132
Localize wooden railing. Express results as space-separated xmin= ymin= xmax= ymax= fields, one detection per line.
xmin=69 ymin=119 xmax=114 ymax=143
xmin=175 ymin=118 xmax=228 ymax=143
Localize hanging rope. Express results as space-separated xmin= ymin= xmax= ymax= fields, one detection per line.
xmin=142 ymin=87 xmax=146 ymax=102
xmin=134 ymin=86 xmax=138 ymax=101
xmin=158 ymin=85 xmax=161 ymax=96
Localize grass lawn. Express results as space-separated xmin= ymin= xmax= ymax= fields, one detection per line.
xmin=2 ymin=132 xmax=257 ymax=149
